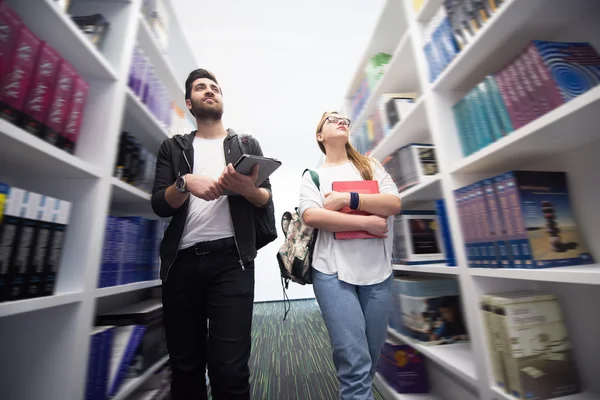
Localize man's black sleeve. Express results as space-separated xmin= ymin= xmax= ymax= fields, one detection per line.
xmin=151 ymin=139 xmax=179 ymax=217
xmin=251 ymin=137 xmax=273 ymax=209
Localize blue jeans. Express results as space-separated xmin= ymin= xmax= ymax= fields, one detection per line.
xmin=312 ymin=269 xmax=393 ymax=400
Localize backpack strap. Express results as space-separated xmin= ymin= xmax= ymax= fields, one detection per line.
xmin=302 ymin=168 xmax=320 ymax=190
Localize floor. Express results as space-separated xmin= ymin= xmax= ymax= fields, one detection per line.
xmin=211 ymin=299 xmax=385 ymax=400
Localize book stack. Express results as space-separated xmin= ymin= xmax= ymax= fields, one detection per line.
xmin=128 ymin=45 xmax=173 ymax=129
xmin=454 ymin=170 xmax=595 ymax=269
xmin=390 ymin=276 xmax=468 ymax=345
xmin=98 ymin=216 xmax=166 ymax=288
xmin=377 ymin=341 xmax=429 ymax=394
xmin=114 ymin=132 xmax=158 ymax=194
xmin=481 ymin=290 xmax=580 ymax=399
xmin=86 ymin=299 xmax=168 ymax=399
xmin=384 ymin=143 xmax=438 ymax=193
xmin=453 ymin=40 xmax=600 ymax=157
xmin=423 ymin=0 xmax=506 ymax=82
xmin=0 ymin=2 xmax=89 ymax=154
xmin=392 ymin=210 xmax=447 ymax=266
xmin=0 ymin=183 xmax=71 ymax=302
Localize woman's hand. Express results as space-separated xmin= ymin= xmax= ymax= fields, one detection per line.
xmin=362 ymin=215 xmax=388 ymax=238
xmin=324 ymin=191 xmax=350 ymax=211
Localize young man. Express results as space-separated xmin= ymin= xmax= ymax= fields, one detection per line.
xmin=151 ymin=69 xmax=273 ymax=400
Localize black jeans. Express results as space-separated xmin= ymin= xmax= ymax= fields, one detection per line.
xmin=162 ymin=242 xmax=255 ymax=400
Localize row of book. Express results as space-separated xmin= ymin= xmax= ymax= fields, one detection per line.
xmin=423 ymin=0 xmax=505 ymax=82
xmin=128 ymin=45 xmax=173 ymax=129
xmin=376 ymin=342 xmax=429 ymax=395
xmin=86 ymin=299 xmax=168 ymax=399
xmin=98 ymin=216 xmax=166 ymax=288
xmin=114 ymin=132 xmax=158 ymax=194
xmin=389 ymin=276 xmax=469 ymax=345
xmin=351 ymin=92 xmax=418 ymax=155
xmin=383 ymin=143 xmax=438 ymax=193
xmin=0 ymin=183 xmax=71 ymax=302
xmin=453 ymin=40 xmax=600 ymax=157
xmin=454 ymin=170 xmax=595 ymax=269
xmin=0 ymin=2 xmax=89 ymax=154
xmin=481 ymin=290 xmax=580 ymax=400
xmin=349 ymin=53 xmax=392 ymax=120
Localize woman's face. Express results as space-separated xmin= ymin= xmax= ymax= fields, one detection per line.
xmin=318 ymin=113 xmax=351 ymax=146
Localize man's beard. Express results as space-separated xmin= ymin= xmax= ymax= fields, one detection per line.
xmin=191 ymin=98 xmax=223 ymax=121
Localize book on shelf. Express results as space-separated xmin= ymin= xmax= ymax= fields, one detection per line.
xmin=331 ymin=180 xmax=380 ymax=240
xmin=378 ymin=92 xmax=418 ymax=135
xmin=392 ymin=210 xmax=447 ymax=266
xmin=435 ymin=199 xmax=456 ymax=266
xmin=364 ymin=52 xmax=392 ymax=90
xmin=70 ymin=13 xmax=110 ymax=51
xmin=391 ymin=276 xmax=468 ymax=345
xmin=86 ymin=326 xmax=115 ymax=400
xmin=454 ymin=40 xmax=600 ymax=157
xmin=482 ymin=290 xmax=580 ymax=400
xmin=383 ymin=143 xmax=438 ymax=194
xmin=114 ymin=132 xmax=157 ymax=193
xmin=43 ymin=59 xmax=78 ymax=147
xmin=61 ymin=75 xmax=89 ymax=154
xmin=377 ymin=341 xmax=429 ymax=394
xmin=455 ymin=170 xmax=595 ymax=269
xmin=107 ymin=325 xmax=148 ymax=397
xmin=0 ymin=184 xmax=71 ymax=302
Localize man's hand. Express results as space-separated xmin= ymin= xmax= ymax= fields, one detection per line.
xmin=324 ymin=191 xmax=350 ymax=211
xmin=186 ymin=174 xmax=223 ymax=201
xmin=218 ymin=163 xmax=259 ymax=197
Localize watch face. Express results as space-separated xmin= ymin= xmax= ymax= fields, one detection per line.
xmin=177 ymin=176 xmax=185 ymax=192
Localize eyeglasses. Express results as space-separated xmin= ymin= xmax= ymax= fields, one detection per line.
xmin=325 ymin=116 xmax=351 ymax=127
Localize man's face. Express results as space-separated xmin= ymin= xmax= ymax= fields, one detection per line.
xmin=187 ymin=77 xmax=224 ymax=120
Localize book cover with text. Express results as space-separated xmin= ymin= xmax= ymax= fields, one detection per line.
xmin=332 ymin=180 xmax=380 ymax=240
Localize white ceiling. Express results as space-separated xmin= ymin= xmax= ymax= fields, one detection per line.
xmin=172 ymin=0 xmax=386 ymax=168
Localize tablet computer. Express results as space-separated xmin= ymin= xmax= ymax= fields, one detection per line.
xmin=223 ymin=154 xmax=282 ymax=196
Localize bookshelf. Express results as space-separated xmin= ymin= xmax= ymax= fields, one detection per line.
xmin=111 ymin=355 xmax=169 ymax=400
xmin=343 ymin=1 xmax=600 ymax=399
xmin=0 ymin=0 xmax=197 ymax=398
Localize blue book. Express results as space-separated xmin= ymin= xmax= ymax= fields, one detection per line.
xmin=533 ymin=40 xmax=600 ymax=102
xmin=452 ymin=99 xmax=470 ymax=156
xmin=435 ymin=199 xmax=456 ymax=266
xmin=477 ymin=82 xmax=503 ymax=142
xmin=484 ymin=75 xmax=514 ymax=136
xmin=107 ymin=325 xmax=147 ymax=397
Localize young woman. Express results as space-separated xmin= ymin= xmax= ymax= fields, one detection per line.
xmin=299 ymin=111 xmax=402 ymax=399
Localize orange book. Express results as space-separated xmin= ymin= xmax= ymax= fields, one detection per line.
xmin=332 ymin=180 xmax=380 ymax=240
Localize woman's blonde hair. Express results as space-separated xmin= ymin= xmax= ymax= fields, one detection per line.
xmin=315 ymin=111 xmax=373 ymax=181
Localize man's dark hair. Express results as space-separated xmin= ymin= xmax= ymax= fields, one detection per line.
xmin=185 ymin=68 xmax=219 ymax=101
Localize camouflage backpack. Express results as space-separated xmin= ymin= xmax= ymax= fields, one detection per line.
xmin=277 ymin=169 xmax=320 ymax=291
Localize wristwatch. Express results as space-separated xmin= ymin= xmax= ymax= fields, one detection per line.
xmin=176 ymin=175 xmax=188 ymax=193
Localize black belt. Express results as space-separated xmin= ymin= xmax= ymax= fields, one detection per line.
xmin=183 ymin=237 xmax=236 ymax=256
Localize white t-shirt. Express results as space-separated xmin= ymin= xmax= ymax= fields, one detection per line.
xmin=298 ymin=160 xmax=401 ymax=286
xmin=179 ymin=136 xmax=234 ymax=249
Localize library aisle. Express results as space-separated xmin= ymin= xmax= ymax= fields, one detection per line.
xmin=1 ymin=0 xmax=600 ymax=400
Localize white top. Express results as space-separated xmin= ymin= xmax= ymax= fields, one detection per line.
xmin=298 ymin=160 xmax=401 ymax=285
xmin=179 ymin=136 xmax=234 ymax=249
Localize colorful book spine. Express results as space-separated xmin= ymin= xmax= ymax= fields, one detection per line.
xmin=494 ymin=67 xmax=522 ymax=131
xmin=477 ymin=81 xmax=503 ymax=142
xmin=526 ymin=42 xmax=564 ymax=110
xmin=502 ymin=172 xmax=531 ymax=268
xmin=0 ymin=4 xmax=23 ymax=84
xmin=493 ymin=174 xmax=515 ymax=268
xmin=43 ymin=198 xmax=71 ymax=296
xmin=44 ymin=59 xmax=77 ymax=146
xmin=513 ymin=54 xmax=543 ymax=120
xmin=506 ymin=62 xmax=534 ymax=127
xmin=62 ymin=75 xmax=89 ymax=154
xmin=520 ymin=47 xmax=554 ymax=116
xmin=435 ymin=199 xmax=456 ymax=266
xmin=484 ymin=75 xmax=514 ymax=136
xmin=483 ymin=179 xmax=505 ymax=268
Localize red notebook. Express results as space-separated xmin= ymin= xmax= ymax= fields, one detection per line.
xmin=332 ymin=180 xmax=380 ymax=240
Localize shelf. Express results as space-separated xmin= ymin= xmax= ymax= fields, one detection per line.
xmin=112 ymin=355 xmax=169 ymax=400
xmin=0 ymin=119 xmax=102 ymax=180
xmin=469 ymin=264 xmax=600 ymax=285
xmin=8 ymin=0 xmax=117 ymax=81
xmin=414 ymin=0 xmax=443 ymax=23
xmin=137 ymin=14 xmax=187 ymax=114
xmin=393 ymin=264 xmax=459 ymax=275
xmin=374 ymin=373 xmax=439 ymax=400
xmin=0 ymin=292 xmax=84 ymax=318
xmin=493 ymin=386 xmax=599 ymax=400
xmin=95 ymin=280 xmax=161 ymax=298
xmin=123 ymin=88 xmax=169 ymax=153
xmin=387 ymin=328 xmax=477 ymax=388
xmin=451 ymin=85 xmax=600 ymax=174
xmin=350 ymin=32 xmax=414 ymax=137
xmin=369 ymin=97 xmax=429 ymax=161
xmin=398 ymin=175 xmax=442 ymax=207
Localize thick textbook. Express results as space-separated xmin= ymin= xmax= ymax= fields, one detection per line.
xmin=331 ymin=180 xmax=380 ymax=240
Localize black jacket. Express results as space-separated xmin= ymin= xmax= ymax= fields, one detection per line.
xmin=151 ymin=129 xmax=272 ymax=282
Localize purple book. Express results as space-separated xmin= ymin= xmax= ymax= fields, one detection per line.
xmin=514 ymin=54 xmax=544 ymax=120
xmin=494 ymin=67 xmax=522 ymax=130
xmin=377 ymin=342 xmax=429 ymax=394
xmin=473 ymin=181 xmax=489 ymax=267
xmin=506 ymin=62 xmax=534 ymax=127
xmin=465 ymin=184 xmax=480 ymax=268
xmin=481 ymin=179 xmax=499 ymax=268
xmin=526 ymin=43 xmax=565 ymax=110
xmin=503 ymin=172 xmax=532 ymax=268
xmin=494 ymin=174 xmax=516 ymax=268
xmin=520 ymin=46 xmax=554 ymax=116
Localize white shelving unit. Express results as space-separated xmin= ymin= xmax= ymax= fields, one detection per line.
xmin=0 ymin=0 xmax=198 ymax=399
xmin=342 ymin=1 xmax=600 ymax=400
